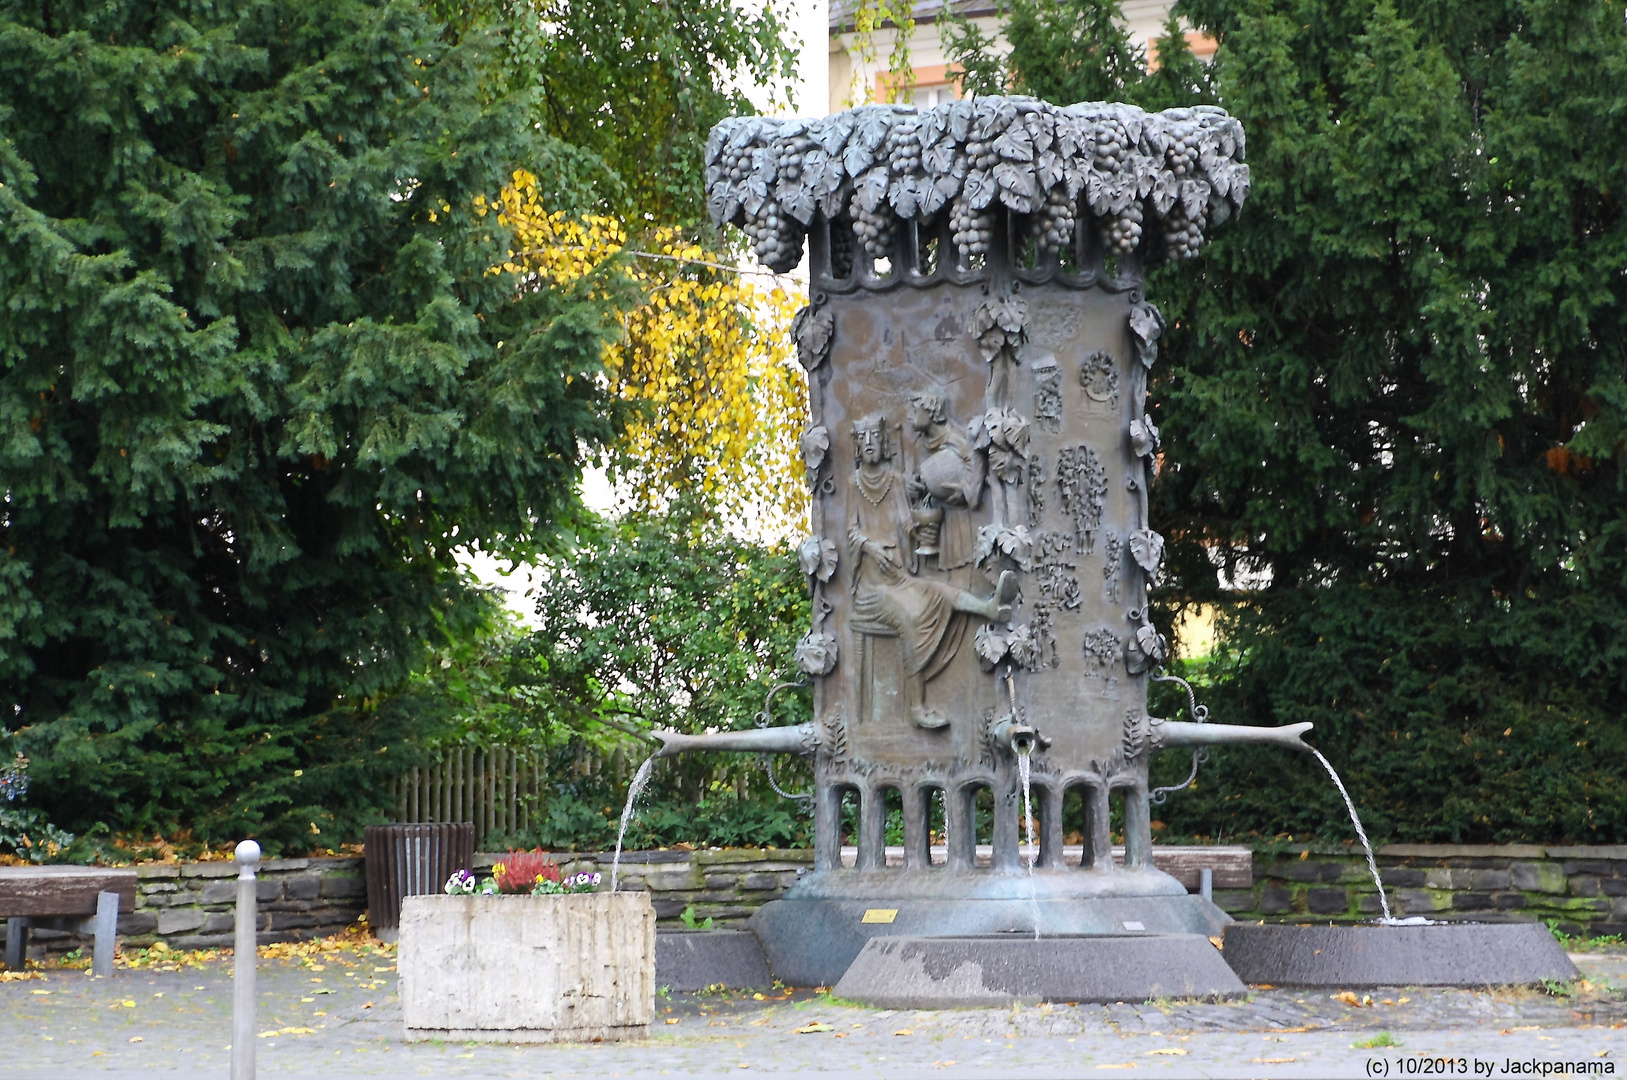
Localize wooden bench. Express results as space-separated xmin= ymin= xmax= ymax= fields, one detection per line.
xmin=0 ymin=866 xmax=138 ymax=976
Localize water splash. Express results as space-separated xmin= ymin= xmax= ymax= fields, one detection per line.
xmin=1017 ymin=751 xmax=1037 ymax=858
xmin=937 ymin=788 xmax=950 ymax=867
xmin=1016 ymin=750 xmax=1041 ymax=940
xmin=610 ymin=755 xmax=656 ymax=894
xmin=1309 ymin=749 xmax=1392 ymax=923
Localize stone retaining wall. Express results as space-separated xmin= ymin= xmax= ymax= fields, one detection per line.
xmin=15 ymin=857 xmax=367 ymax=960
xmin=481 ymin=849 xmax=814 ymax=925
xmin=14 ymin=843 xmax=1625 ymax=960
xmin=1213 ymin=845 xmax=1627 ymax=937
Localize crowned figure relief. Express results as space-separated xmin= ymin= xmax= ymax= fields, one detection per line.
xmin=846 ymin=413 xmax=1017 ymax=730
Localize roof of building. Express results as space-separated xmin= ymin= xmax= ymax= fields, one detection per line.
xmin=829 ymin=0 xmax=1002 ymax=34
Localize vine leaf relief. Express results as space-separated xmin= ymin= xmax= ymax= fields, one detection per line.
xmin=1123 ymin=621 xmax=1168 ymax=675
xmin=1129 ymin=414 xmax=1160 ymax=459
xmin=1128 ymin=303 xmax=1165 ymax=368
xmin=974 ymin=623 xmax=1041 ymax=672
xmin=971 ymin=409 xmax=1032 ymax=485
xmin=972 ymin=294 xmax=1028 ymax=362
xmin=792 ymin=305 xmax=835 ymax=371
xmin=795 ymin=632 xmax=839 ymax=676
xmin=799 ymin=425 xmax=830 ymax=489
xmin=798 ymin=536 xmax=839 ymax=582
xmin=974 ymin=523 xmax=1035 ymax=573
xmin=1128 ymin=528 xmax=1165 ymax=578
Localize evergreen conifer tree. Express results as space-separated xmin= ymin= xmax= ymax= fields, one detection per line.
xmin=946 ymin=0 xmax=1627 ymax=842
xmin=0 ymin=0 xmax=623 ymax=850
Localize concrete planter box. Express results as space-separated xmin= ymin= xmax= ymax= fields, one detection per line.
xmin=399 ymin=892 xmax=654 ymax=1043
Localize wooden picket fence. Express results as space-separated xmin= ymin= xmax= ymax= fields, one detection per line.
xmin=388 ymin=745 xmax=634 ymax=849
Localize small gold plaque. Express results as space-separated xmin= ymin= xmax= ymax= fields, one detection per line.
xmin=861 ymin=908 xmax=898 ymax=924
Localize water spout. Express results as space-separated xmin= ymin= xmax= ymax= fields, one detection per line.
xmin=1308 ymin=749 xmax=1392 ymax=923
xmin=611 ymin=755 xmax=656 ymax=894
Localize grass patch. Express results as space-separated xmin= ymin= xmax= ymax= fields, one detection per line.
xmin=1353 ymin=1032 xmax=1401 ymax=1048
xmin=1547 ymin=922 xmax=1626 ymax=953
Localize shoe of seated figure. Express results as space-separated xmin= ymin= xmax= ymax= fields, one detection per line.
xmin=911 ymin=707 xmax=950 ymax=730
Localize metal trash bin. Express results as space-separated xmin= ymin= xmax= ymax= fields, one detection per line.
xmin=364 ymin=823 xmax=474 ymax=938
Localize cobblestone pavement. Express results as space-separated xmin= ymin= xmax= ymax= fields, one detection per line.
xmin=0 ymin=949 xmax=1622 ymax=1079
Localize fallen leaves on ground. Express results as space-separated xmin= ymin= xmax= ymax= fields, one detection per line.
xmin=54 ymin=921 xmax=400 ymax=973
xmin=893 ymin=1029 xmax=914 ymax=1036
xmin=792 ymin=1022 xmax=833 ymax=1034
xmin=113 ymin=944 xmax=222 ymax=972
xmin=260 ymin=926 xmax=395 ymax=966
xmin=258 ymin=1027 xmax=317 ymax=1038
xmin=0 ymin=970 xmax=42 ymax=982
xmin=1146 ymin=1048 xmax=1187 ymax=1055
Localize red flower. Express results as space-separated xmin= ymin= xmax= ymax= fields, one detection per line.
xmin=494 ymin=850 xmax=561 ymax=893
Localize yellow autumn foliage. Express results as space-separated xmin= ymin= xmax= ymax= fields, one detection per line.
xmin=481 ymin=170 xmax=808 ymax=533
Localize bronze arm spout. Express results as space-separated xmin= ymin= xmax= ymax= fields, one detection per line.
xmin=990 ymin=715 xmax=1053 ymax=756
xmin=1150 ymin=719 xmax=1313 ymax=752
xmin=650 ymin=723 xmax=819 ymax=760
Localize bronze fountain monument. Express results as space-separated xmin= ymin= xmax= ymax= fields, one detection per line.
xmin=651 ymin=95 xmax=1313 ymax=993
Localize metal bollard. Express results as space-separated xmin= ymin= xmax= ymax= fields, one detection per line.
xmin=1199 ymin=866 xmax=1214 ymax=903
xmin=231 ymin=839 xmax=261 ymax=1080
xmin=91 ymin=891 xmax=118 ymax=978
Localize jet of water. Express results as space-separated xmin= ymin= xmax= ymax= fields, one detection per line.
xmin=938 ymin=788 xmax=950 ymax=866
xmin=611 ymin=755 xmax=656 ymax=894
xmin=1017 ymin=752 xmax=1037 ymax=860
xmin=1016 ymin=749 xmax=1041 ymax=939
xmin=1309 ymin=748 xmax=1392 ymax=923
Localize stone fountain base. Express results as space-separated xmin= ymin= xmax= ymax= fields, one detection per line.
xmin=748 ymin=885 xmax=1230 ymax=988
xmin=1220 ymin=921 xmax=1579 ymax=987
xmin=655 ymin=929 xmax=774 ymax=991
xmin=833 ymin=934 xmax=1245 ymax=1008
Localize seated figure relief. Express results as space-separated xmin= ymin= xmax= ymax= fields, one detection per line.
xmin=846 ymin=413 xmax=1017 ymax=731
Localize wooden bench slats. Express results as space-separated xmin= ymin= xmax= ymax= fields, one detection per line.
xmin=1143 ymin=846 xmax=1253 ymax=889
xmin=0 ymin=867 xmax=138 ymax=916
